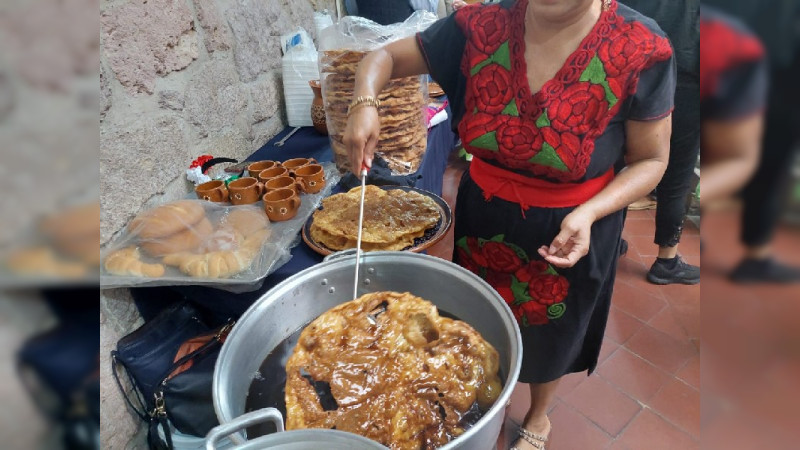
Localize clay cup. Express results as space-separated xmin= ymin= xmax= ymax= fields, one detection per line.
xmin=228 ymin=177 xmax=264 ymax=205
xmin=263 ymin=188 xmax=301 ymax=222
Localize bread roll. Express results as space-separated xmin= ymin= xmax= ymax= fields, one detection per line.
xmin=225 ymin=208 xmax=270 ymax=236
xmin=163 ymin=229 xmax=269 ymax=278
xmin=104 ymin=247 xmax=165 ymax=277
xmin=140 ymin=218 xmax=213 ymax=257
xmin=6 ymin=247 xmax=88 ymax=278
xmin=130 ymin=201 xmax=205 ymax=239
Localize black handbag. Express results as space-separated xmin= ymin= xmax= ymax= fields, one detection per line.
xmin=110 ymin=302 xmax=233 ymax=449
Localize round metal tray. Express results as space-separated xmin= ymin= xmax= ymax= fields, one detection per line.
xmin=302 ymin=185 xmax=452 ymax=256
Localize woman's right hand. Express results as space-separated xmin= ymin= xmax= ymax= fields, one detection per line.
xmin=343 ymin=105 xmax=381 ymax=174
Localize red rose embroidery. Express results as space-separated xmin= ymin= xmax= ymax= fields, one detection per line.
xmin=571 ymin=49 xmax=594 ymax=69
xmin=512 ymin=304 xmax=525 ymax=323
xmin=607 ymin=77 xmax=624 ymax=99
xmin=541 ymin=127 xmax=580 ymax=168
xmin=456 ymin=248 xmax=481 ymax=275
xmin=558 ymin=66 xmax=583 ymax=85
xmin=585 ymin=33 xmax=604 ymax=51
xmin=460 ymin=112 xmax=499 ymax=145
xmin=549 ymin=82 xmax=609 ymax=134
xmin=597 ymin=23 xmax=653 ymax=77
xmin=466 ymin=237 xmax=488 ymax=267
xmin=521 ymin=300 xmax=549 ymax=325
xmin=482 ymin=241 xmax=523 ymax=273
xmin=542 ymin=79 xmax=565 ymax=100
xmin=596 ymin=21 xmax=614 ymax=38
xmin=470 ymin=7 xmax=510 ymax=54
xmin=454 ymin=3 xmax=481 ymax=30
xmin=485 ymin=270 xmax=514 ymax=303
xmin=514 ymin=260 xmax=549 ymax=283
xmin=497 ymin=118 xmax=544 ymax=163
xmin=529 ymin=274 xmax=569 ymax=305
xmin=472 ymin=64 xmax=514 ymax=115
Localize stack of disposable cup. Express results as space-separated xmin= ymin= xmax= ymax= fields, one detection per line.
xmin=281 ymin=29 xmax=319 ymax=127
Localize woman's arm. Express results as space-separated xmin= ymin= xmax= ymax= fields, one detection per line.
xmin=539 ymin=115 xmax=672 ymax=267
xmin=344 ymin=37 xmax=429 ymax=173
xmin=699 ymin=113 xmax=763 ymax=206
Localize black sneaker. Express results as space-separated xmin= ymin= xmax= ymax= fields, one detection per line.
xmin=620 ymin=239 xmax=628 ymax=256
xmin=730 ymin=258 xmax=800 ymax=283
xmin=646 ymin=256 xmax=700 ymax=285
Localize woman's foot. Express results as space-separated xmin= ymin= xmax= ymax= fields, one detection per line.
xmin=510 ymin=416 xmax=551 ymax=450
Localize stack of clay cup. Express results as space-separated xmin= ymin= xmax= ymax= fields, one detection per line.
xmin=248 ymin=158 xmax=327 ymax=222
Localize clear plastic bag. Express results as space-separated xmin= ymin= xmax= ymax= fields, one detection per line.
xmin=318 ymin=11 xmax=438 ymax=175
xmin=100 ymin=163 xmax=340 ymax=292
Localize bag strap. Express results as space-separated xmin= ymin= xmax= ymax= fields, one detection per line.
xmin=147 ymin=414 xmax=173 ymax=450
xmin=110 ymin=350 xmax=150 ymax=423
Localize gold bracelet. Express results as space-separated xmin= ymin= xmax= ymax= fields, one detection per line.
xmin=347 ymin=96 xmax=381 ymax=116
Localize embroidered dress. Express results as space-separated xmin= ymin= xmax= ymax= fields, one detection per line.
xmin=416 ymin=0 xmax=675 ymax=382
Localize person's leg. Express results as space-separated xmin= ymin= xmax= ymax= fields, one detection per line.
xmin=647 ymin=79 xmax=701 ymax=284
xmin=732 ymin=60 xmax=800 ymax=282
xmin=512 ymin=379 xmax=560 ymax=449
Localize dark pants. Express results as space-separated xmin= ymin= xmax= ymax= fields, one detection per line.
xmin=654 ymin=77 xmax=701 ymax=247
xmin=740 ymin=58 xmax=800 ymax=247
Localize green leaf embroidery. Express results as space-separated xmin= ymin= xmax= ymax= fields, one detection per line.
xmin=522 ymin=315 xmax=529 ymax=327
xmin=529 ymin=142 xmax=568 ymax=171
xmin=469 ymin=41 xmax=511 ymax=75
xmin=489 ymin=234 xmax=505 ymax=243
xmin=545 ymin=265 xmax=559 ymax=276
xmin=501 ymin=98 xmax=519 ymax=116
xmin=600 ymin=80 xmax=618 ymax=107
xmin=535 ymin=109 xmax=551 ymax=128
xmin=470 ymin=58 xmax=492 ymax=76
xmin=505 ymin=241 xmax=530 ymax=263
xmin=547 ymin=303 xmax=566 ymax=320
xmin=492 ymin=41 xmax=511 ymax=71
xmin=456 ymin=236 xmax=469 ymax=253
xmin=579 ymin=54 xmax=607 ymax=84
xmin=511 ymin=275 xmax=532 ymax=304
xmin=469 ymin=131 xmax=499 ymax=152
xmin=478 ymin=237 xmax=488 ymax=245
xmin=479 ymin=267 xmax=487 ymax=279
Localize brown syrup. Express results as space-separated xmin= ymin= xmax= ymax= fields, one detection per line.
xmin=244 ymin=310 xmax=502 ymax=443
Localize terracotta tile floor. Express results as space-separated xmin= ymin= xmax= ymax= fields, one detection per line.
xmin=427 ymin=154 xmax=701 ymax=449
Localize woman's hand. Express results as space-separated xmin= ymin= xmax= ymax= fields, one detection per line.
xmin=453 ymin=0 xmax=468 ymax=11
xmin=343 ymin=105 xmax=380 ymax=174
xmin=538 ymin=207 xmax=596 ymax=268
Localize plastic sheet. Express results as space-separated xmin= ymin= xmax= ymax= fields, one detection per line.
xmin=318 ymin=11 xmax=438 ymax=175
xmin=100 ymin=163 xmax=340 ymax=292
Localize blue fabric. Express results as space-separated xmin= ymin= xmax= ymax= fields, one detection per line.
xmin=133 ymin=115 xmax=457 ymax=321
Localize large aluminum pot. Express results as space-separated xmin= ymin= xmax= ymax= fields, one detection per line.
xmin=212 ymin=251 xmax=522 ymax=449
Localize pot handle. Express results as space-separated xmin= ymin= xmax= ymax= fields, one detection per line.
xmin=323 ymin=248 xmax=358 ymax=262
xmin=205 ymin=408 xmax=284 ymax=450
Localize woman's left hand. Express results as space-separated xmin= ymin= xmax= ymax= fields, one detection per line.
xmin=538 ymin=207 xmax=596 ymax=268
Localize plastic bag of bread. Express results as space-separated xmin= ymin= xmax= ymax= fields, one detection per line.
xmin=100 ymin=163 xmax=341 ymax=291
xmin=0 ymin=202 xmax=100 ymax=286
xmin=100 ymin=201 xmax=290 ymax=291
xmin=318 ymin=11 xmax=438 ymax=175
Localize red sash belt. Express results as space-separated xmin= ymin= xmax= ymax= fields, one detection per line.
xmin=469 ymin=157 xmax=615 ymax=209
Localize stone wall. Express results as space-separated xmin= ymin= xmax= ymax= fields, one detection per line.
xmin=99 ymin=0 xmax=336 ymax=447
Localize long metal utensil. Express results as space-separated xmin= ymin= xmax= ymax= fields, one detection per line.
xmin=353 ymin=166 xmax=368 ymax=300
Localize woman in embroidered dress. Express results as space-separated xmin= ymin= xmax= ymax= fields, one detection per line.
xmin=344 ymin=1 xmax=675 ymax=448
